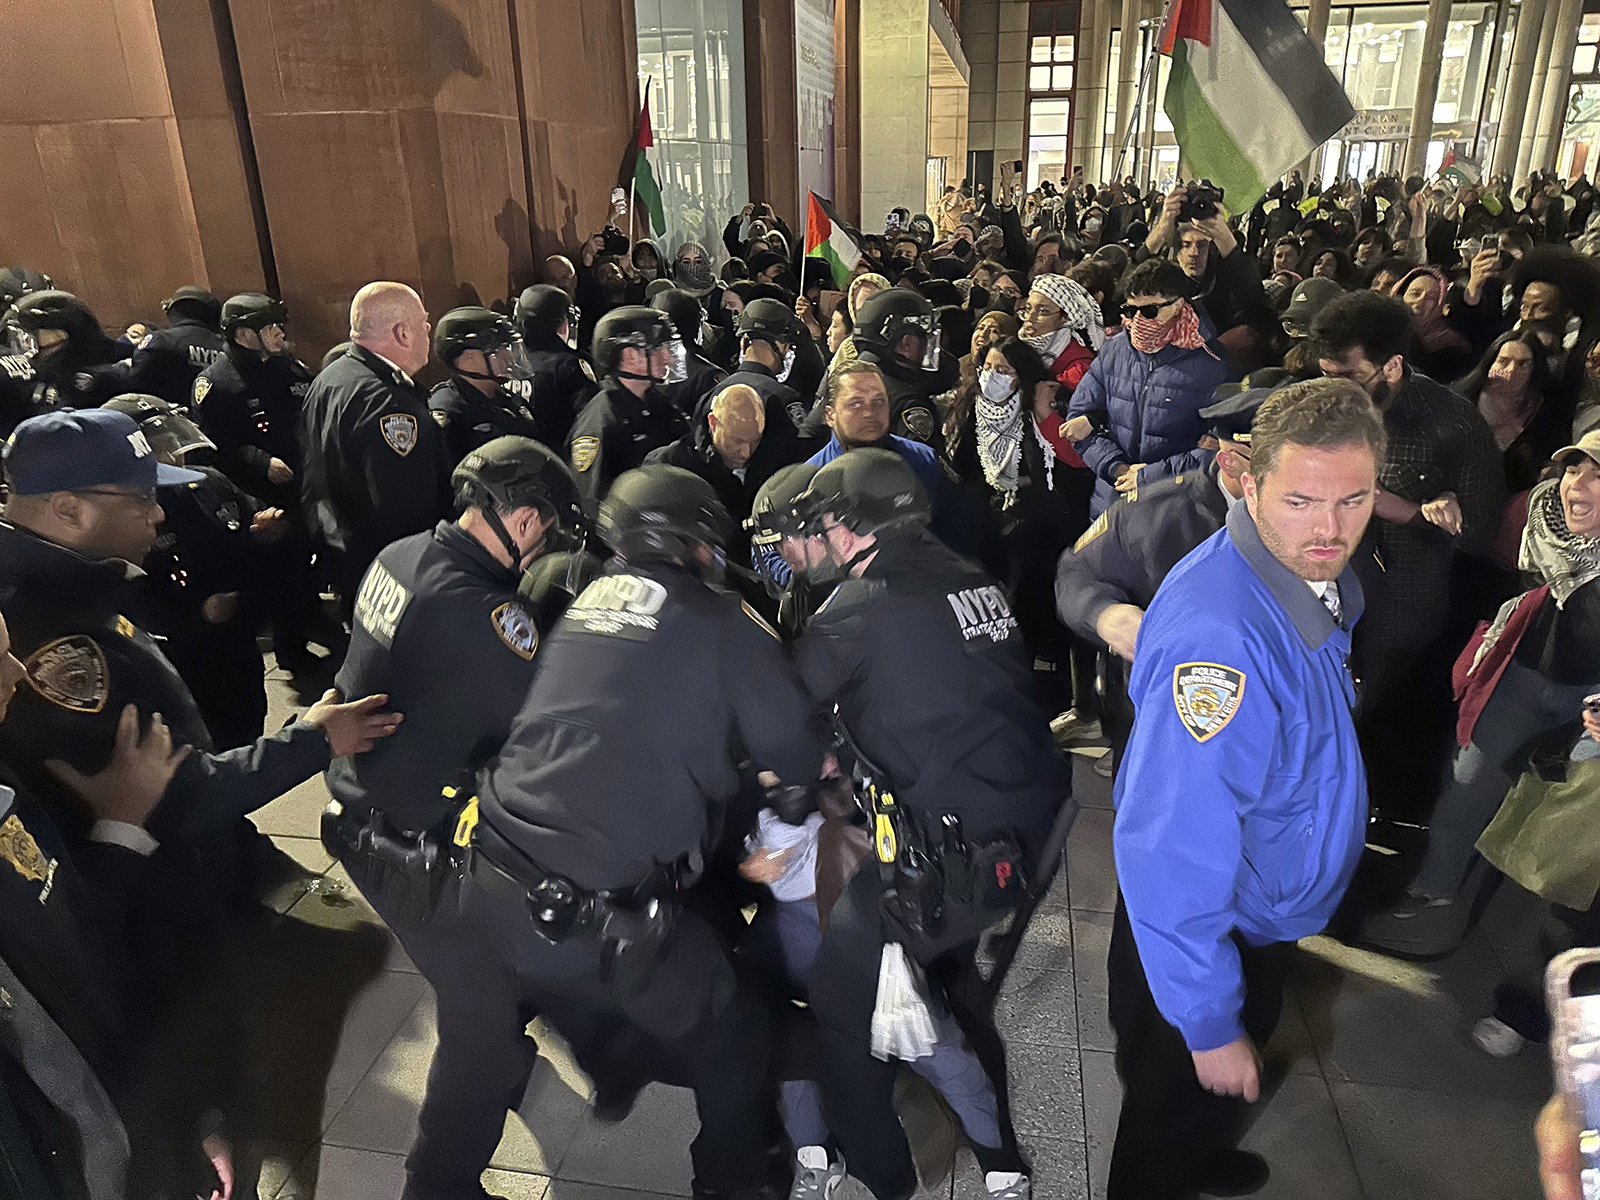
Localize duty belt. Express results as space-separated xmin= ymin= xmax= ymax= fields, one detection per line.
xmin=468 ymin=822 xmax=677 ymax=947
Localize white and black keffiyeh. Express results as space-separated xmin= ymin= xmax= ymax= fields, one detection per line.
xmin=975 ymin=385 xmax=1024 ymax=502
xmin=1522 ymin=477 xmax=1600 ymax=608
xmin=1028 ymin=274 xmax=1105 ymax=352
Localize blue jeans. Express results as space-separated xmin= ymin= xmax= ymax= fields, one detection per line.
xmin=1413 ymin=660 xmax=1594 ymax=897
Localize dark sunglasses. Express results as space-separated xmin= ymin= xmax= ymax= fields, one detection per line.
xmin=1121 ymin=302 xmax=1170 ymax=320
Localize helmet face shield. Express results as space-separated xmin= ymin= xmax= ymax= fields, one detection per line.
xmin=920 ymin=327 xmax=942 ymax=371
xmin=664 ymin=336 xmax=689 ymax=385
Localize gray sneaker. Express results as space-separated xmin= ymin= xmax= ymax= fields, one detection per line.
xmin=788 ymin=1155 xmax=845 ymax=1200
xmin=985 ymin=1173 xmax=1031 ymax=1200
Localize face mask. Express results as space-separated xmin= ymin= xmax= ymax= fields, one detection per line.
xmin=777 ymin=345 xmax=797 ymax=383
xmin=978 ymin=367 xmax=1015 ymax=402
xmin=1086 ymin=218 xmax=1102 ymax=233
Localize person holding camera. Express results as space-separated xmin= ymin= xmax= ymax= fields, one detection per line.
xmin=1139 ymin=183 xmax=1274 ymax=361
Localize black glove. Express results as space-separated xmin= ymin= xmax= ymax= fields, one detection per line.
xmin=765 ymin=783 xmax=818 ymax=826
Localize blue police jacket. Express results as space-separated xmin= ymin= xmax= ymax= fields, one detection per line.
xmin=1113 ymin=501 xmax=1367 ymax=1053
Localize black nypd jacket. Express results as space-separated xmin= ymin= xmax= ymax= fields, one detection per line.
xmin=478 ymin=559 xmax=825 ymax=892
xmin=330 ymin=521 xmax=550 ymax=832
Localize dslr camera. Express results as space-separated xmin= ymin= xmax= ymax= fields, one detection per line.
xmin=1179 ymin=181 xmax=1224 ymax=223
xmin=600 ymin=225 xmax=630 ymax=256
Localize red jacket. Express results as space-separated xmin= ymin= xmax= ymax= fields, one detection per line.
xmin=1042 ymin=340 xmax=1096 ymax=469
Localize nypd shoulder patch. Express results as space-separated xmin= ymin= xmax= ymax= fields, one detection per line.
xmin=192 ymin=376 xmax=212 ymax=405
xmin=571 ymin=436 xmax=600 ymax=473
xmin=1172 ymin=662 xmax=1246 ymax=743
xmin=491 ymin=602 xmax=539 ymax=660
xmin=901 ymin=406 xmax=935 ymax=443
xmin=24 ymin=635 xmax=109 ymax=714
xmin=380 ymin=412 xmax=418 ymax=456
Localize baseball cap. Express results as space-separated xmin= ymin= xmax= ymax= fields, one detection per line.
xmin=1553 ymin=430 xmax=1600 ymax=469
xmin=3 ymin=409 xmax=203 ymax=496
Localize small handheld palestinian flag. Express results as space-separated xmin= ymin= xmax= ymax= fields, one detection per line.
xmin=806 ymin=192 xmax=864 ymax=288
xmin=1160 ymin=0 xmax=1355 ymax=212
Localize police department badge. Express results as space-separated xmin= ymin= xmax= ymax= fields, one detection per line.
xmin=1173 ymin=662 xmax=1246 ymax=743
xmin=380 ymin=412 xmax=418 ymax=456
xmin=138 ymin=333 xmax=155 ymax=350
xmin=902 ymin=406 xmax=935 ymax=443
xmin=786 ymin=401 xmax=808 ymax=428
xmin=572 ymin=436 xmax=600 ymax=472
xmin=491 ymin=602 xmax=539 ymax=660
xmin=24 ymin=635 xmax=109 ymax=713
xmin=192 ymin=376 xmax=211 ymax=405
xmin=0 ymin=815 xmax=56 ymax=902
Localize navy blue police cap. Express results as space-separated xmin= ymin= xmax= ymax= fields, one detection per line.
xmin=4 ymin=409 xmax=203 ymax=496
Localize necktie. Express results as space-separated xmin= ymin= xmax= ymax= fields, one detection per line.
xmin=1321 ymin=581 xmax=1342 ymax=626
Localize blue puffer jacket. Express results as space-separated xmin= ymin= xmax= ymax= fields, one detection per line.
xmin=1066 ymin=318 xmax=1239 ymax=515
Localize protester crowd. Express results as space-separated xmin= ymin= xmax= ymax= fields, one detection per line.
xmin=1 ymin=156 xmax=1600 ymax=1200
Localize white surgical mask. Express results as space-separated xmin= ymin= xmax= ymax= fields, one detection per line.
xmin=978 ymin=368 xmax=1016 ymax=402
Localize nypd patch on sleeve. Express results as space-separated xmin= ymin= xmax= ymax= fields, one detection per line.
xmin=380 ymin=412 xmax=418 ymax=456
xmin=491 ymin=602 xmax=539 ymax=660
xmin=1172 ymin=662 xmax=1246 ymax=742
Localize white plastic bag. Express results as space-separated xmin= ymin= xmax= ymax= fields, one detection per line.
xmin=869 ymin=942 xmax=937 ymax=1061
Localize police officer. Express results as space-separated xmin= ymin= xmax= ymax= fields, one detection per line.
xmin=126 ymin=286 xmax=226 ymax=407
xmin=1105 ymin=379 xmax=1383 ymax=1199
xmin=326 ymin=436 xmax=584 ymax=1200
xmin=0 ymin=410 xmax=400 ymax=894
xmin=464 ymin=465 xmax=826 ymax=1200
xmin=746 ymin=462 xmax=821 ymax=638
xmin=843 ymin=290 xmax=959 ymax=451
xmin=194 ymin=292 xmax=327 ymax=673
xmin=1055 ymin=384 xmax=1270 ymax=759
xmin=508 ymin=283 xmax=596 ymax=449
xmin=195 ymin=293 xmax=310 ymax=510
xmin=790 ymin=449 xmax=1071 ymax=1200
xmin=701 ymin=299 xmax=810 ymax=434
xmin=301 ymin=282 xmax=452 ymax=611
xmin=427 ymin=306 xmax=545 ymax=466
xmin=0 ymin=341 xmax=41 ymax=439
xmin=104 ymin=394 xmax=276 ymax=751
xmin=650 ymin=287 xmax=726 ymax=416
xmin=566 ymin=307 xmax=689 ymax=512
xmin=4 ymin=290 xmax=131 ymax=409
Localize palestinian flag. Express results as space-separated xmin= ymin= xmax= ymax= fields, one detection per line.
xmin=632 ymin=95 xmax=666 ymax=237
xmin=1440 ymin=149 xmax=1483 ymax=188
xmin=805 ymin=192 xmax=864 ymax=288
xmin=1160 ymin=0 xmax=1354 ymax=211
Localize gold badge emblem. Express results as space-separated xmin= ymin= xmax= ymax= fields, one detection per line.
xmin=0 ymin=815 xmax=56 ymax=902
xmin=192 ymin=376 xmax=211 ymax=405
xmin=490 ymin=602 xmax=539 ymax=660
xmin=380 ymin=412 xmax=418 ymax=456
xmin=1073 ymin=511 xmax=1109 ymax=552
xmin=571 ymin=436 xmax=600 ymax=472
xmin=25 ymin=636 xmax=109 ymax=713
xmin=1172 ymin=662 xmax=1247 ymax=743
xmin=431 ymin=409 xmax=449 ymax=427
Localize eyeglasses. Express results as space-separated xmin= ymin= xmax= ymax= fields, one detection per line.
xmin=76 ymin=487 xmax=159 ymax=508
xmin=1121 ymin=302 xmax=1172 ymax=320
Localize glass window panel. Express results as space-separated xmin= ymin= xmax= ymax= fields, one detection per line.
xmin=1030 ymin=97 xmax=1072 ymax=135
xmin=1577 ymin=44 xmax=1598 ymax=75
xmin=1056 ymin=35 xmax=1075 ymax=61
xmin=1053 ymin=65 xmax=1074 ymax=89
xmin=1581 ymin=14 xmax=1600 ymax=44
xmin=1031 ymin=65 xmax=1052 ymax=89
xmin=1032 ymin=36 xmax=1052 ymax=62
